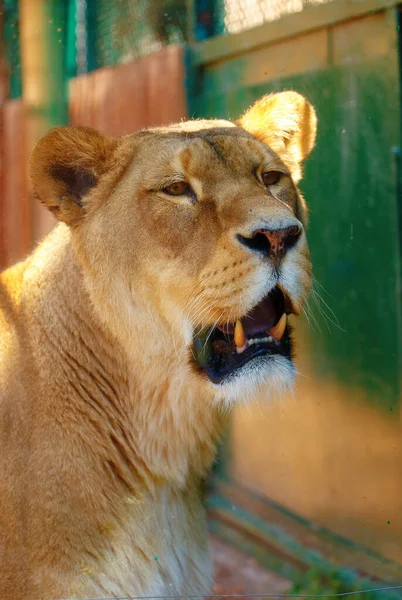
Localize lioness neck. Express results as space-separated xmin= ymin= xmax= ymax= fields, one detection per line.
xmin=19 ymin=225 xmax=223 ymax=489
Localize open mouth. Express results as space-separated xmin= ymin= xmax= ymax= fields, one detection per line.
xmin=192 ymin=287 xmax=293 ymax=384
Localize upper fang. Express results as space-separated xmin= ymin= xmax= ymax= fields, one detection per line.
xmin=268 ymin=313 xmax=287 ymax=341
xmin=234 ymin=320 xmax=246 ymax=349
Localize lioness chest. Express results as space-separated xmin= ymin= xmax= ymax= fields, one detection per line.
xmin=68 ymin=488 xmax=211 ymax=599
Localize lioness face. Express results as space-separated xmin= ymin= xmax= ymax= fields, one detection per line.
xmin=30 ymin=92 xmax=316 ymax=402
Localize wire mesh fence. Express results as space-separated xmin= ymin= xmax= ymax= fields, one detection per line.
xmin=87 ymin=0 xmax=188 ymax=69
xmin=2 ymin=0 xmax=334 ymax=95
xmin=82 ymin=0 xmax=333 ymax=66
xmin=221 ymin=0 xmax=331 ymax=33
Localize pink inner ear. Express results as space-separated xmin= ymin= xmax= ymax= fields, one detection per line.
xmin=49 ymin=164 xmax=97 ymax=207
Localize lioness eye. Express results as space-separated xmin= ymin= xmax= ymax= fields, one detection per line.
xmin=163 ymin=181 xmax=190 ymax=196
xmin=262 ymin=171 xmax=281 ymax=186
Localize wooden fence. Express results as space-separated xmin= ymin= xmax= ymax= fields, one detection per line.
xmin=1 ymin=99 xmax=30 ymax=268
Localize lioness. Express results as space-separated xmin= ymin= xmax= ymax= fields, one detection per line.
xmin=0 ymin=91 xmax=316 ymax=599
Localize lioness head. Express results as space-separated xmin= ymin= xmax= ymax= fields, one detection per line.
xmin=30 ymin=91 xmax=316 ymax=403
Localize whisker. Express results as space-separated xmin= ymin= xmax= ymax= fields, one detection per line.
xmin=310 ymin=288 xmax=345 ymax=332
xmin=202 ymin=310 xmax=226 ymax=353
xmin=302 ymin=301 xmax=321 ymax=334
xmin=312 ymin=275 xmax=336 ymax=300
xmin=192 ymin=296 xmax=221 ymax=330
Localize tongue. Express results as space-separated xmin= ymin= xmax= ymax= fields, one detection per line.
xmin=218 ymin=289 xmax=284 ymax=336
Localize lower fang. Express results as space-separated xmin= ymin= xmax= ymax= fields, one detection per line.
xmin=236 ymin=344 xmax=247 ymax=354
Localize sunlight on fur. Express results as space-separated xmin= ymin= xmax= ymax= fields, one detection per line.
xmin=0 ymin=91 xmax=316 ymax=599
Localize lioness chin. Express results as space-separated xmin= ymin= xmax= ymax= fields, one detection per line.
xmin=0 ymin=91 xmax=316 ymax=599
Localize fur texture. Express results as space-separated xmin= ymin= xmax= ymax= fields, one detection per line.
xmin=0 ymin=92 xmax=316 ymax=599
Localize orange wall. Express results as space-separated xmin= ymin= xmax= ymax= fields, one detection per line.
xmin=0 ymin=100 xmax=31 ymax=269
xmin=69 ymin=46 xmax=186 ymax=134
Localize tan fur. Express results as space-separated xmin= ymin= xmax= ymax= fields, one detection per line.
xmin=0 ymin=92 xmax=316 ymax=599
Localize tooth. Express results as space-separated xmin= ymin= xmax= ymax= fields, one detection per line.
xmin=234 ymin=320 xmax=247 ymax=353
xmin=268 ymin=313 xmax=287 ymax=341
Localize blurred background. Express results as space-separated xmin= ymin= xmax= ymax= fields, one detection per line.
xmin=1 ymin=0 xmax=402 ymax=597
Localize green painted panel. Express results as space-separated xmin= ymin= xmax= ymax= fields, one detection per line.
xmin=190 ymin=56 xmax=401 ymax=408
xmin=3 ymin=0 xmax=22 ymax=98
xmin=65 ymin=0 xmax=77 ymax=79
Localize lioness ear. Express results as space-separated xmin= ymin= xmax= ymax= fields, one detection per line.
xmin=29 ymin=126 xmax=118 ymax=225
xmin=238 ymin=91 xmax=317 ymax=182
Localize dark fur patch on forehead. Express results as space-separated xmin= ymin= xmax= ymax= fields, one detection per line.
xmin=132 ymin=126 xmax=273 ymax=174
xmin=132 ymin=126 xmax=257 ymax=144
xmin=196 ymin=127 xmax=255 ymax=139
xmin=201 ymin=138 xmax=227 ymax=164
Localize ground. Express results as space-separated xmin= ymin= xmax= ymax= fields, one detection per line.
xmin=210 ymin=535 xmax=290 ymax=598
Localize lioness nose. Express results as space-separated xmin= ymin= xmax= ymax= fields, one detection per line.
xmin=237 ymin=225 xmax=301 ymax=264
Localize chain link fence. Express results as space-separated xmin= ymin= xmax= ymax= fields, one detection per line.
xmin=81 ymin=0 xmax=332 ymax=67
xmin=222 ymin=0 xmax=330 ymax=33
xmin=85 ymin=0 xmax=188 ymax=69
xmin=2 ymin=0 xmax=333 ymax=95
